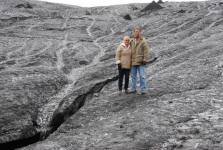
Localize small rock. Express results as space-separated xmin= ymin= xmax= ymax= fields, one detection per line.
xmin=15 ymin=3 xmax=33 ymax=9
xmin=6 ymin=60 xmax=16 ymax=65
xmin=86 ymin=11 xmax=91 ymax=15
xmin=0 ymin=55 xmax=6 ymax=62
xmin=178 ymin=9 xmax=186 ymax=13
xmin=131 ymin=5 xmax=138 ymax=10
xmin=94 ymin=93 xmax=99 ymax=97
xmin=79 ymin=60 xmax=89 ymax=65
xmin=157 ymin=0 xmax=164 ymax=4
xmin=179 ymin=136 xmax=187 ymax=141
xmin=141 ymin=1 xmax=163 ymax=12
xmin=190 ymin=128 xmax=200 ymax=134
xmin=0 ymin=66 xmax=5 ymax=71
xmin=123 ymin=14 xmax=132 ymax=20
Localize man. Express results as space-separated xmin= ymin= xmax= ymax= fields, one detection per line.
xmin=129 ymin=27 xmax=149 ymax=94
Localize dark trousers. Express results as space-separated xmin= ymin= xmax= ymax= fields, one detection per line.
xmin=118 ymin=68 xmax=130 ymax=91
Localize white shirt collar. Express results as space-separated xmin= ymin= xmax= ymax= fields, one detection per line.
xmin=121 ymin=43 xmax=130 ymax=49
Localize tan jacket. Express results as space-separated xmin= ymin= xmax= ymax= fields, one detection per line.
xmin=115 ymin=43 xmax=132 ymax=69
xmin=130 ymin=37 xmax=149 ymax=66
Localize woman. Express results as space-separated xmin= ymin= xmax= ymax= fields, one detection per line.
xmin=115 ymin=36 xmax=132 ymax=94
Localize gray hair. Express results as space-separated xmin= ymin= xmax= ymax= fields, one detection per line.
xmin=134 ymin=27 xmax=141 ymax=32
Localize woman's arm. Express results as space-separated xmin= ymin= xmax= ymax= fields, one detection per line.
xmin=115 ymin=46 xmax=121 ymax=64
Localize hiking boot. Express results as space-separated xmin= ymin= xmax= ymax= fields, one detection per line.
xmin=117 ymin=90 xmax=122 ymax=95
xmin=140 ymin=90 xmax=147 ymax=95
xmin=128 ymin=89 xmax=137 ymax=93
xmin=125 ymin=89 xmax=130 ymax=94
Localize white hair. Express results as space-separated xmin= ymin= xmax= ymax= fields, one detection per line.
xmin=123 ymin=36 xmax=130 ymax=41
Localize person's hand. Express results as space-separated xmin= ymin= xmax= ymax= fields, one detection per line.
xmin=118 ymin=64 xmax=122 ymax=70
xmin=116 ymin=60 xmax=121 ymax=64
xmin=141 ymin=61 xmax=147 ymax=65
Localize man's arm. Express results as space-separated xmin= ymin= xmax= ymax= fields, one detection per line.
xmin=143 ymin=40 xmax=149 ymax=63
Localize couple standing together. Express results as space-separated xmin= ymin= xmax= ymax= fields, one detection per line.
xmin=115 ymin=27 xmax=149 ymax=95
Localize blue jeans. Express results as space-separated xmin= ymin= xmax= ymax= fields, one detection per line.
xmin=118 ymin=68 xmax=130 ymax=90
xmin=131 ymin=65 xmax=146 ymax=90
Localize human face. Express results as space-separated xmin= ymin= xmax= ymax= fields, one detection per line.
xmin=124 ymin=38 xmax=129 ymax=46
xmin=134 ymin=29 xmax=140 ymax=38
